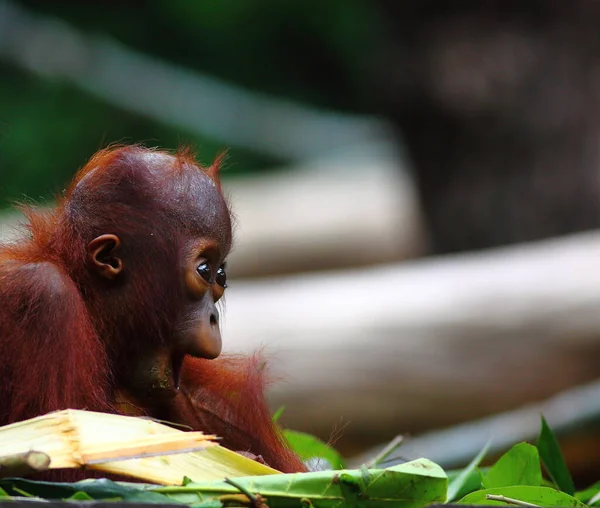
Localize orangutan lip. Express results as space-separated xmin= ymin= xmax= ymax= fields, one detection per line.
xmin=171 ymin=351 xmax=185 ymax=391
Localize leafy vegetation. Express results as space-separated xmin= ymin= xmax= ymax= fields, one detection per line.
xmin=283 ymin=429 xmax=346 ymax=471
xmin=1 ymin=417 xmax=599 ymax=507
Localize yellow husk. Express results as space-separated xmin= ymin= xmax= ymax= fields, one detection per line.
xmin=0 ymin=409 xmax=279 ymax=485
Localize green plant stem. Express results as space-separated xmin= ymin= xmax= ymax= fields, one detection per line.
xmin=486 ymin=494 xmax=540 ymax=507
xmin=363 ymin=435 xmax=404 ymax=469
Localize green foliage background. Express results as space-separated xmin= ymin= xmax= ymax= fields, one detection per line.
xmin=0 ymin=0 xmax=381 ymax=205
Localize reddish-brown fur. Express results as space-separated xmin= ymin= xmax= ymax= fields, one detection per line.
xmin=0 ymin=145 xmax=305 ymax=477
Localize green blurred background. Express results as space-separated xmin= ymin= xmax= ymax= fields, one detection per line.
xmin=0 ymin=0 xmax=379 ymax=204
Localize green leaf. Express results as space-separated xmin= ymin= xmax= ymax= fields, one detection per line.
xmin=186 ymin=501 xmax=222 ymax=508
xmin=0 ymin=478 xmax=171 ymax=504
xmin=536 ymin=416 xmax=575 ymax=495
xmin=590 ymin=492 xmax=600 ymax=507
xmin=152 ymin=458 xmax=448 ymax=508
xmin=576 ymin=481 xmax=600 ymax=504
xmin=458 ymin=485 xmax=586 ymax=507
xmin=66 ymin=491 xmax=95 ymax=501
xmin=445 ymin=468 xmax=482 ymax=501
xmin=482 ymin=443 xmax=542 ymax=488
xmin=283 ymin=429 xmax=346 ymax=470
xmin=446 ymin=442 xmax=489 ymax=502
xmin=272 ymin=406 xmax=285 ymax=422
xmin=272 ymin=406 xmax=285 ymax=423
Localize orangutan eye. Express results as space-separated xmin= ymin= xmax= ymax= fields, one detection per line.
xmin=216 ymin=264 xmax=227 ymax=288
xmin=196 ymin=262 xmax=212 ymax=282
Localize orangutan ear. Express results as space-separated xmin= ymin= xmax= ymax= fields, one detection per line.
xmin=88 ymin=234 xmax=124 ymax=279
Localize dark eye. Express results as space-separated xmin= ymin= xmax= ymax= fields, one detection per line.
xmin=216 ymin=264 xmax=227 ymax=288
xmin=196 ymin=262 xmax=212 ymax=282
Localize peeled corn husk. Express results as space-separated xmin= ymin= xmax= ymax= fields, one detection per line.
xmin=0 ymin=409 xmax=279 ymax=485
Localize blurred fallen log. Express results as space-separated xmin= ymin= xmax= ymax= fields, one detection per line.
xmin=0 ymin=149 xmax=426 ymax=278
xmin=222 ymin=148 xmax=424 ymax=277
xmin=221 ymin=231 xmax=600 ymax=452
xmin=0 ymin=211 xmax=21 ymax=242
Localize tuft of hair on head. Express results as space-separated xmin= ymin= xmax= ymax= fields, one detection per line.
xmin=206 ymin=150 xmax=229 ymax=192
xmin=60 ymin=143 xmax=131 ymax=202
xmin=175 ymin=146 xmax=228 ymax=192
